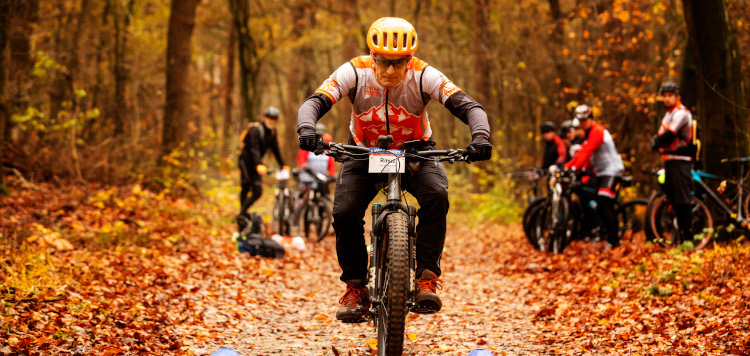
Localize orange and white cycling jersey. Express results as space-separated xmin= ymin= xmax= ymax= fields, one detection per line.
xmin=313 ymin=56 xmax=465 ymax=149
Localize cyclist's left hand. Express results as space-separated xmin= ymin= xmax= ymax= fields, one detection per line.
xmin=466 ymin=135 xmax=492 ymax=162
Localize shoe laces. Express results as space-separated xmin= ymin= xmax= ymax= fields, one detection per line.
xmin=417 ymin=277 xmax=443 ymax=293
xmin=339 ymin=285 xmax=365 ymax=306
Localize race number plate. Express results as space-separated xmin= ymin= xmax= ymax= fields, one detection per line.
xmin=368 ymin=148 xmax=405 ymax=173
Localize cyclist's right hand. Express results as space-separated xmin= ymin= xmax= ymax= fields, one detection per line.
xmin=298 ymin=126 xmax=320 ymax=152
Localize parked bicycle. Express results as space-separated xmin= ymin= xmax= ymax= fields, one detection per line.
xmin=644 ymin=157 xmax=750 ymax=249
xmin=322 ymin=135 xmax=468 ymax=356
xmin=508 ymin=168 xmax=546 ymax=247
xmin=272 ymin=167 xmax=295 ymax=236
xmin=524 ymin=169 xmax=647 ymax=253
xmin=292 ymin=167 xmax=335 ymax=242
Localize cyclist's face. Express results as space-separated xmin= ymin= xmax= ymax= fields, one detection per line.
xmin=373 ymin=53 xmax=411 ymax=89
xmin=542 ymin=131 xmax=555 ymax=141
xmin=264 ymin=116 xmax=278 ymax=129
xmin=579 ymin=118 xmax=593 ymax=130
xmin=661 ymin=92 xmax=679 ymax=108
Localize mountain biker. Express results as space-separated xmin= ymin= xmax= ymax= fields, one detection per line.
xmin=650 ymin=81 xmax=694 ymax=243
xmin=297 ymin=123 xmax=336 ymax=196
xmin=541 ymin=121 xmax=566 ymax=170
xmin=564 ymin=104 xmax=624 ymax=248
xmin=559 ymin=119 xmax=583 ymax=162
xmin=237 ymin=106 xmax=286 ymax=226
xmin=296 ymin=17 xmax=492 ymax=322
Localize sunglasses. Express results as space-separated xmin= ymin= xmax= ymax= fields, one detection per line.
xmin=373 ymin=56 xmax=411 ymax=70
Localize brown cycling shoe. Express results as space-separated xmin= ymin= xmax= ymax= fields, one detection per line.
xmin=413 ymin=270 xmax=443 ymax=314
xmin=335 ymin=280 xmax=370 ymax=323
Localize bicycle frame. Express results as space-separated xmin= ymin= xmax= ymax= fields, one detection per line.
xmin=692 ymin=170 xmax=748 ymax=224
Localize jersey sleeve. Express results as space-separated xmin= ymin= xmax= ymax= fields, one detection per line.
xmin=313 ymin=62 xmax=358 ymax=105
xmin=667 ymin=110 xmax=691 ymax=133
xmin=421 ymin=66 xmax=463 ymax=105
xmin=565 ymin=126 xmax=604 ymax=170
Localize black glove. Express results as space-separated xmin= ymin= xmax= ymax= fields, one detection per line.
xmin=298 ymin=126 xmax=320 ymax=152
xmin=650 ymin=134 xmax=659 ymax=151
xmin=466 ymin=135 xmax=493 ymax=162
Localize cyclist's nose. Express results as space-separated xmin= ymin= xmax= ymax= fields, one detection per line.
xmin=386 ymin=65 xmax=396 ymax=74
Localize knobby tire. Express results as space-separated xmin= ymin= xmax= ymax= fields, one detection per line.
xmin=647 ymin=195 xmax=713 ymax=249
xmin=377 ymin=213 xmax=409 ymax=356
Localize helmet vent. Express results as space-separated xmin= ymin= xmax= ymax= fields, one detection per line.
xmin=411 ymin=35 xmax=417 ymax=49
xmin=402 ymin=33 xmax=407 ymax=50
xmin=383 ymin=33 xmax=388 ymax=48
xmin=372 ymin=34 xmax=378 ymax=46
xmin=393 ymin=32 xmax=398 ymax=49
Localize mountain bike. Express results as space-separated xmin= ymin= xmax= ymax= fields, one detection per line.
xmin=644 ymin=158 xmax=750 ymax=248
xmin=526 ymin=170 xmax=648 ymax=252
xmin=322 ymin=135 xmax=468 ymax=356
xmin=509 ymin=168 xmax=546 ymax=247
xmin=271 ymin=167 xmax=295 ymax=236
xmin=292 ymin=167 xmax=334 ymax=242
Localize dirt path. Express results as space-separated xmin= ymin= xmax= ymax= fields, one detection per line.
xmin=177 ymin=224 xmax=546 ymax=356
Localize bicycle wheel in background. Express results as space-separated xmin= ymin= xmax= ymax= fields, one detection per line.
xmin=617 ymin=198 xmax=649 ymax=243
xmin=531 ymin=198 xmax=568 ymax=254
xmin=647 ymin=195 xmax=713 ymax=249
xmin=302 ymin=197 xmax=333 ymax=242
xmin=273 ymin=194 xmax=294 ymax=236
xmin=376 ymin=214 xmax=409 ymax=356
xmin=522 ymin=197 xmax=546 ymax=249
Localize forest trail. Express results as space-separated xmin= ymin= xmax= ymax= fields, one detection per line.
xmin=179 ymin=224 xmax=546 ymax=356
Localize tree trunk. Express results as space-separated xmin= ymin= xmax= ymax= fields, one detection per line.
xmin=221 ymin=22 xmax=236 ymax=158
xmin=472 ymin=0 xmax=492 ymax=144
xmin=0 ymin=0 xmax=10 ymax=184
xmin=682 ymin=0 xmax=748 ymax=174
xmin=229 ymin=0 xmax=261 ymax=124
xmin=161 ymin=0 xmax=200 ymax=157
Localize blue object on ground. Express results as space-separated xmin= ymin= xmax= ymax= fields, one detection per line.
xmin=467 ymin=349 xmax=494 ymax=356
xmin=210 ymin=348 xmax=240 ymax=356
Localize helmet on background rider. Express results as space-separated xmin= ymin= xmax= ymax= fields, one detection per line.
xmin=367 ymin=17 xmax=418 ymax=55
xmin=559 ymin=120 xmax=574 ymax=137
xmin=573 ymin=104 xmax=593 ymax=121
xmin=264 ymin=106 xmax=280 ymax=119
xmin=540 ymin=121 xmax=556 ymax=134
xmin=658 ymin=81 xmax=680 ymax=95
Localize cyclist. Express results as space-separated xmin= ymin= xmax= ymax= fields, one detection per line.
xmin=296 ymin=123 xmax=337 ymax=196
xmin=564 ymin=104 xmax=624 ymax=249
xmin=296 ymin=17 xmax=492 ymax=322
xmin=650 ymin=81 xmax=694 ymax=243
xmin=237 ymin=106 xmax=286 ymax=228
xmin=559 ymin=119 xmax=583 ymax=162
xmin=541 ymin=121 xmax=566 ymax=170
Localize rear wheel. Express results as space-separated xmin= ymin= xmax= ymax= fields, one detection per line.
xmin=303 ymin=197 xmax=332 ymax=242
xmin=376 ymin=214 xmax=409 ymax=356
xmin=273 ymin=193 xmax=294 ymax=236
xmin=532 ymin=198 xmax=568 ymax=253
xmin=648 ymin=195 xmax=713 ymax=249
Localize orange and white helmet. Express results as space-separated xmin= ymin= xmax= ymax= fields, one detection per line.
xmin=367 ymin=17 xmax=418 ymax=55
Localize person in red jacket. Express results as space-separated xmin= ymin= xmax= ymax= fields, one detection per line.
xmin=541 ymin=121 xmax=566 ymax=170
xmin=564 ymin=105 xmax=624 ymax=248
xmin=296 ymin=124 xmax=336 ymax=196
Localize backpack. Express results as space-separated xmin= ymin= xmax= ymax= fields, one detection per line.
xmin=239 ymin=122 xmax=265 ymax=150
xmin=236 ymin=212 xmax=285 ymax=259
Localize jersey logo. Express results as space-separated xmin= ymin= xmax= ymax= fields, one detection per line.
xmin=317 ymin=78 xmax=340 ymax=93
xmin=364 ymin=86 xmax=382 ymax=97
xmin=439 ymin=79 xmax=461 ymax=97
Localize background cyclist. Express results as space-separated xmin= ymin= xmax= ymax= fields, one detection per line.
xmin=564 ymin=105 xmax=624 ymax=249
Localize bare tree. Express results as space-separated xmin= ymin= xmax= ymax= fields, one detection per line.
xmin=161 ymin=0 xmax=201 ymax=157
xmin=0 ymin=0 xmax=10 ymax=184
xmin=683 ymin=0 xmax=748 ymax=173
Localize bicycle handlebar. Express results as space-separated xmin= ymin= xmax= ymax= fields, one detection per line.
xmin=319 ymin=141 xmax=469 ymax=163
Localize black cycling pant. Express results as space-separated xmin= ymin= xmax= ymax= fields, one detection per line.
xmin=664 ymin=160 xmax=694 ymax=241
xmin=332 ymin=158 xmax=449 ymax=283
xmin=596 ymin=175 xmax=620 ymax=247
xmin=239 ymin=159 xmax=263 ymax=216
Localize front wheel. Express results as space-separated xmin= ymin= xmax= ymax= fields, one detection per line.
xmin=302 ymin=197 xmax=332 ymax=242
xmin=376 ymin=213 xmax=409 ymax=356
xmin=647 ymin=195 xmax=713 ymax=249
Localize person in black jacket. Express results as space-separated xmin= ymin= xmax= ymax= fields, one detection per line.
xmin=238 ymin=106 xmax=286 ymax=220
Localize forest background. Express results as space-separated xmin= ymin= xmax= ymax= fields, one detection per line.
xmin=1 ymin=0 xmax=749 ymax=210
